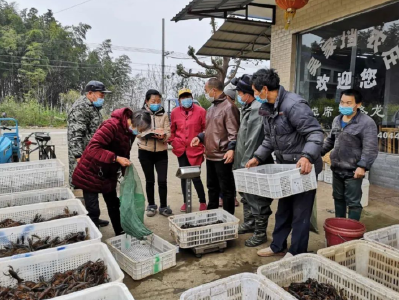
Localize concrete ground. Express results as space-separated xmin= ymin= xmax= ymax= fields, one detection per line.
xmin=19 ymin=128 xmax=399 ymax=300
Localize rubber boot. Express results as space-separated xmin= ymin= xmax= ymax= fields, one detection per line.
xmin=245 ymin=215 xmax=268 ymax=247
xmin=334 ymin=200 xmax=347 ymax=218
xmin=348 ymin=208 xmax=362 ymax=221
xmin=238 ymin=200 xmax=255 ymax=234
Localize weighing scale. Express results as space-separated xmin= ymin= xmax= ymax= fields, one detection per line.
xmin=176 ymin=166 xmax=227 ymax=258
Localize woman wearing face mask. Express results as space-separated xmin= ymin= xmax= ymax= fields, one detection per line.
xmin=137 ymin=89 xmax=172 ymax=217
xmin=72 ymin=108 xmax=151 ymax=236
xmin=169 ymin=88 xmax=207 ymax=212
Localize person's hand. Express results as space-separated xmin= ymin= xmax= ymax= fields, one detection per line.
xmin=354 ymin=167 xmax=365 ymax=179
xmin=223 ymin=150 xmax=234 ymax=164
xmin=116 ymin=156 xmax=131 ymax=167
xmin=154 ymin=133 xmax=166 ymax=140
xmin=296 ymin=157 xmax=312 ymax=174
xmin=245 ymin=158 xmax=259 ymax=168
xmin=76 ymin=158 xmax=81 ymax=163
xmin=191 ymin=137 xmax=200 ymax=147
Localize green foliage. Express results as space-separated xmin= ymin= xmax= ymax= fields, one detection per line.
xmin=196 ymin=94 xmax=211 ymax=110
xmin=0 ymin=96 xmax=66 ymax=127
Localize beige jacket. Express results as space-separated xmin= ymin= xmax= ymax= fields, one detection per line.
xmin=137 ymin=105 xmax=171 ymax=152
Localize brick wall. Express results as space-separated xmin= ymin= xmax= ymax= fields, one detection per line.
xmin=370 ymin=153 xmax=399 ymax=190
xmin=270 ymin=0 xmax=396 ymax=90
xmin=270 ymin=0 xmax=399 ymax=190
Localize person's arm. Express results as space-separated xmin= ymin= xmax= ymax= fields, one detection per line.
xmin=225 ymin=105 xmax=240 ymax=151
xmin=288 ymin=101 xmax=324 ymax=163
xmin=357 ymin=119 xmax=378 ymax=170
xmin=321 ymin=118 xmax=337 ymax=156
xmin=68 ymin=106 xmax=88 ymax=160
xmin=241 ymin=115 xmax=264 ymax=167
xmin=86 ymin=121 xmax=118 ymax=164
xmin=168 ymin=112 xmax=176 ymax=144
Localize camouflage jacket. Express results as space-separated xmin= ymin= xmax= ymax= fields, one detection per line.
xmin=67 ymin=96 xmax=103 ymax=186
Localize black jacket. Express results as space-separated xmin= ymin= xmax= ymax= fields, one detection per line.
xmin=322 ymin=111 xmax=378 ymax=175
xmin=253 ymin=86 xmax=324 ymax=174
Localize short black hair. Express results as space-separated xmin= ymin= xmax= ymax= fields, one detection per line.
xmin=207 ymin=78 xmax=224 ymax=91
xmin=252 ymin=68 xmax=280 ymax=92
xmin=341 ymin=89 xmax=362 ymax=104
xmin=132 ymin=110 xmax=151 ymax=131
xmin=145 ymin=89 xmax=161 ymax=101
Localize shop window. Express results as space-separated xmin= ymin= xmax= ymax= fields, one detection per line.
xmin=296 ymin=2 xmax=399 ymax=154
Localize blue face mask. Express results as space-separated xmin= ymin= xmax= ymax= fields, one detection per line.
xmin=149 ymin=104 xmax=161 ymax=112
xmin=237 ymin=95 xmax=246 ymax=105
xmin=130 ymin=128 xmax=138 ymax=135
xmin=255 ymin=95 xmax=268 ymax=104
xmin=181 ymin=98 xmax=193 ymax=108
xmin=339 ymin=105 xmax=354 ymax=116
xmin=93 ymin=98 xmax=104 ymax=108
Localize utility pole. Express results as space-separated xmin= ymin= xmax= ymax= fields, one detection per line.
xmin=161 ymin=18 xmax=165 ymax=96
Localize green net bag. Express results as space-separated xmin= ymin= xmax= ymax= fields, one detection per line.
xmin=120 ymin=164 xmax=152 ymax=239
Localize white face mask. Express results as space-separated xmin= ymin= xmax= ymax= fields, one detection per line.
xmin=205 ymin=89 xmax=215 ymax=103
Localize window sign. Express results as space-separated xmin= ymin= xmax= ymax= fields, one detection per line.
xmin=296 ymin=2 xmax=399 ymax=154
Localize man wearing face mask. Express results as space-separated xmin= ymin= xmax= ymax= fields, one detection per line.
xmin=68 ymin=80 xmax=111 ymax=228
xmin=169 ymin=88 xmax=207 ymax=212
xmin=246 ymin=69 xmax=324 ymax=258
xmin=322 ymin=89 xmax=378 ymax=221
xmin=233 ymin=74 xmax=274 ymax=247
xmin=191 ymin=78 xmax=240 ymax=215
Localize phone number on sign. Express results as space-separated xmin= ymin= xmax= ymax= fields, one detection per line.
xmin=378 ymin=132 xmax=399 ymax=139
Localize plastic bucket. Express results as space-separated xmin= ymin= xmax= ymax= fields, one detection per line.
xmin=324 ymin=218 xmax=366 ymax=246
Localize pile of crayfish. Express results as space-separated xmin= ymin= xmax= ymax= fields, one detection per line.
xmin=0 ymin=228 xmax=90 ymax=258
xmin=0 ymin=260 xmax=109 ymax=299
xmin=180 ymin=220 xmax=224 ymax=229
xmin=0 ymin=207 xmax=78 ymax=229
xmin=284 ymin=279 xmax=352 ymax=300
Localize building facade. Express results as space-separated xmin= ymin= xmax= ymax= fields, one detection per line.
xmin=270 ymin=0 xmax=399 ymax=189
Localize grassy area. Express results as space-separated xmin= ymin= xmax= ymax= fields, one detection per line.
xmin=0 ymin=98 xmax=67 ymax=127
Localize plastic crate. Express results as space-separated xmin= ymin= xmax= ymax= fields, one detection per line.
xmin=0 ymin=159 xmax=65 ymax=194
xmin=317 ymin=240 xmax=399 ymax=293
xmin=318 ymin=170 xmax=324 ymax=182
xmin=180 ymin=273 xmax=295 ymax=300
xmin=56 ymin=283 xmax=135 ymax=300
xmin=106 ymin=234 xmax=176 ymax=280
xmin=0 ymin=215 xmax=101 ymax=261
xmin=0 ymin=243 xmax=123 ymax=287
xmin=361 ymin=179 xmax=369 ymax=207
xmin=0 ymin=187 xmax=74 ymax=208
xmin=0 ymin=199 xmax=87 ymax=225
xmin=364 ymin=224 xmax=399 ymax=251
xmin=324 ymin=163 xmax=333 ymax=184
xmin=169 ymin=209 xmax=239 ymax=248
xmin=233 ymin=164 xmax=317 ymax=199
xmin=257 ymin=254 xmax=399 ymax=300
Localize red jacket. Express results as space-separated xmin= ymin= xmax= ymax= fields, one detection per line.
xmin=72 ymin=108 xmax=134 ymax=193
xmin=169 ymin=105 xmax=206 ymax=166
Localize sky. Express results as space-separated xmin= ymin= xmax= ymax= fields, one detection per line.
xmin=14 ymin=0 xmax=269 ymax=78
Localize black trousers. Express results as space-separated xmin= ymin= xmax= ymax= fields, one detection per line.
xmin=240 ymin=192 xmax=273 ymax=217
xmin=138 ymin=149 xmax=168 ymax=208
xmin=270 ymin=189 xmax=316 ymax=256
xmin=206 ymin=159 xmax=235 ymax=215
xmin=332 ymin=172 xmax=363 ymax=211
xmin=177 ymin=152 xmax=206 ymax=203
xmin=83 ymin=189 xmax=123 ymax=236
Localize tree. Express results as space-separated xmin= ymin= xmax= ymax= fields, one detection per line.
xmin=176 ymin=18 xmax=241 ymax=86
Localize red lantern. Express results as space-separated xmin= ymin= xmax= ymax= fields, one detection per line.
xmin=275 ymin=0 xmax=309 ymax=29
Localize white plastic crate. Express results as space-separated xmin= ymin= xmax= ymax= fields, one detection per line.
xmin=0 ymin=215 xmax=101 ymax=261
xmin=56 ymin=283 xmax=135 ymax=300
xmin=0 ymin=187 xmax=74 ymax=208
xmin=0 ymin=159 xmax=65 ymax=194
xmin=257 ymin=254 xmax=399 ymax=300
xmin=169 ymin=209 xmax=239 ymax=248
xmin=318 ymin=170 xmax=324 ymax=182
xmin=0 ymin=243 xmax=123 ymax=288
xmin=180 ymin=273 xmax=295 ymax=300
xmin=106 ymin=234 xmax=176 ymax=280
xmin=317 ymin=240 xmax=399 ymax=293
xmin=0 ymin=199 xmax=87 ymax=225
xmin=364 ymin=224 xmax=399 ymax=251
xmin=324 ymin=163 xmax=333 ymax=184
xmin=233 ymin=164 xmax=317 ymax=199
